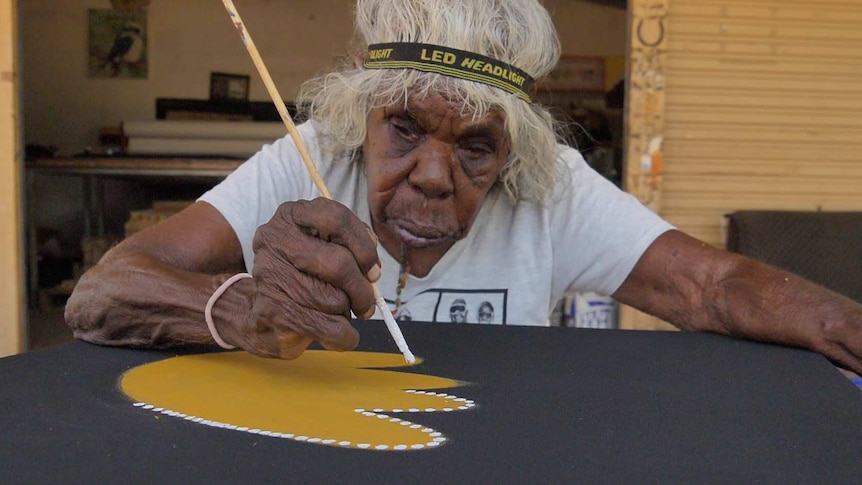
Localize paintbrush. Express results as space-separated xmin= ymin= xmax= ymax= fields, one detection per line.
xmin=220 ymin=0 xmax=416 ymax=364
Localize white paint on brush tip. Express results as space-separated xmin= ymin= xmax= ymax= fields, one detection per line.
xmin=376 ymin=296 xmax=416 ymax=364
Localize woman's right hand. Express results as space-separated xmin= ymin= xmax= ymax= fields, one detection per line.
xmin=221 ymin=198 xmax=381 ymax=359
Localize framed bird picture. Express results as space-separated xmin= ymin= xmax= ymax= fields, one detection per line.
xmin=87 ymin=9 xmax=148 ymax=79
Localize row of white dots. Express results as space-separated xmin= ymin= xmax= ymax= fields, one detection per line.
xmin=353 ymin=409 xmax=448 ymax=447
xmin=132 ymin=401 xmax=449 ymax=450
xmin=404 ymin=390 xmax=476 ymax=405
xmin=352 ymin=390 xmax=476 ymax=414
xmin=357 ymin=406 xmax=473 ymax=413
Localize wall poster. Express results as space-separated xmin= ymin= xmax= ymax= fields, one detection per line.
xmin=87 ymin=9 xmax=148 ymax=79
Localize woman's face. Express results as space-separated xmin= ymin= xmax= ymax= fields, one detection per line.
xmin=363 ymin=93 xmax=510 ymax=277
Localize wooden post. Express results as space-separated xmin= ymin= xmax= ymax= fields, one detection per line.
xmin=619 ymin=0 xmax=671 ymax=331
xmin=625 ymin=0 xmax=668 ymax=210
xmin=0 ymin=0 xmax=24 ymax=355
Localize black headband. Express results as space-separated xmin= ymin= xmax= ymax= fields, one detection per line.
xmin=363 ymin=42 xmax=535 ymax=102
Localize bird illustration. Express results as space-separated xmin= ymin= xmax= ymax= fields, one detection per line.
xmin=103 ymin=21 xmax=144 ymax=76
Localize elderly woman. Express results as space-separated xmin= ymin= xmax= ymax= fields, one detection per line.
xmin=66 ymin=0 xmax=862 ymax=374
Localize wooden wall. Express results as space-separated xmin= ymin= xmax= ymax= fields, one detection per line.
xmin=664 ymin=0 xmax=862 ymax=246
xmin=622 ymin=0 xmax=862 ymax=330
xmin=0 ymin=0 xmax=23 ymax=356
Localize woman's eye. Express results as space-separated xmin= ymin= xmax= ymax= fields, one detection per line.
xmin=459 ymin=141 xmax=498 ymax=177
xmin=463 ymin=143 xmax=493 ymax=157
xmin=460 ymin=138 xmax=496 ymax=160
xmin=391 ymin=119 xmax=420 ymax=143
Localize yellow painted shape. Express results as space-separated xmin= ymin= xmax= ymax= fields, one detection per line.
xmin=121 ymin=350 xmax=474 ymax=451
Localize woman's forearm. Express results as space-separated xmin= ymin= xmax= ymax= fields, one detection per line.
xmin=706 ymin=256 xmax=862 ymax=372
xmin=614 ymin=230 xmax=862 ymax=374
xmin=65 ymin=248 xmax=252 ymax=348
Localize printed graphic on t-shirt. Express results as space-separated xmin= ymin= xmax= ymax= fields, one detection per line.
xmin=389 ymin=289 xmax=508 ymax=325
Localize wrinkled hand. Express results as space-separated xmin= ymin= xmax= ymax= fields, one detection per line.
xmin=821 ymin=313 xmax=862 ymax=377
xmin=229 ymin=198 xmax=380 ymax=359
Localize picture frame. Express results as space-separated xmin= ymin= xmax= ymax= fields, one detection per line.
xmin=209 ymin=72 xmax=251 ymax=101
xmin=87 ymin=9 xmax=148 ymax=79
xmin=537 ymin=56 xmax=606 ymax=93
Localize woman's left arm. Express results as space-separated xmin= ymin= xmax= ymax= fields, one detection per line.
xmin=613 ymin=230 xmax=862 ymax=374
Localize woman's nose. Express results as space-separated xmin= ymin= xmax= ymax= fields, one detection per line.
xmin=407 ymin=141 xmax=455 ymax=198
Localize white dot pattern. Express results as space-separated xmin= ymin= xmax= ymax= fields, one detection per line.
xmin=130 ymin=389 xmax=475 ymax=452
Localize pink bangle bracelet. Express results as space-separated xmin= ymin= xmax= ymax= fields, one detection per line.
xmin=204 ymin=272 xmax=252 ymax=349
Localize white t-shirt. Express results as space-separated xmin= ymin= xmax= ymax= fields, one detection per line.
xmin=199 ymin=122 xmax=674 ymax=326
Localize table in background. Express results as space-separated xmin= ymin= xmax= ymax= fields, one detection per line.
xmin=1 ymin=322 xmax=860 ymax=484
xmin=24 ymin=156 xmax=243 ymax=302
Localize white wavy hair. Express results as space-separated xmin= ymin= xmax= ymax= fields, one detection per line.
xmin=297 ymin=0 xmax=563 ymax=201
